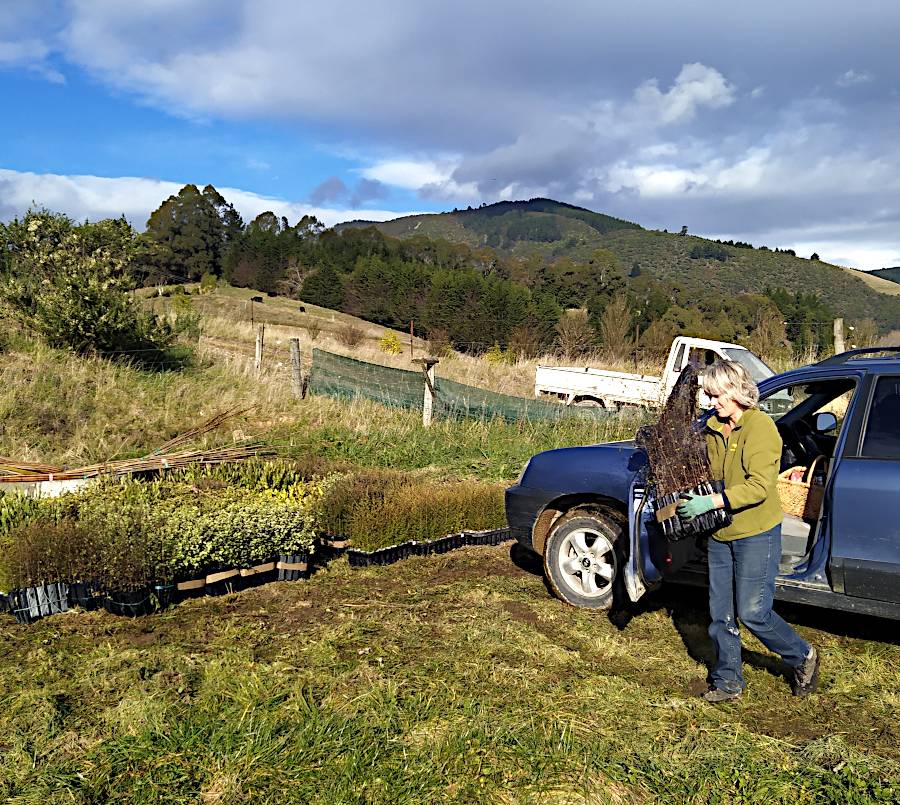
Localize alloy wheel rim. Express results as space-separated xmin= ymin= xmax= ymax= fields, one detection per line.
xmin=556 ymin=528 xmax=615 ymax=598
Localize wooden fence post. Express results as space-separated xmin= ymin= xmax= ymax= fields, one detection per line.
xmin=255 ymin=324 xmax=265 ymax=376
xmin=289 ymin=338 xmax=304 ymax=397
xmin=413 ymin=357 xmax=439 ymax=427
xmin=833 ymin=318 xmax=845 ymax=354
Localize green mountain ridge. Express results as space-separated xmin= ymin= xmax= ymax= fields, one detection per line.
xmin=871 ymin=267 xmax=900 ymax=285
xmin=342 ymin=198 xmax=900 ymax=329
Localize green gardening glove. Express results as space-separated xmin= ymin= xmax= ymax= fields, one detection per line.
xmin=676 ymin=493 xmax=715 ymax=520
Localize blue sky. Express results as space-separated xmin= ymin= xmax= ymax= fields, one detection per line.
xmin=3 ymin=1 xmax=900 ymax=269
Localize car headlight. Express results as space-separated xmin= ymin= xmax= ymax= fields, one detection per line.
xmin=516 ymin=458 xmax=531 ymax=485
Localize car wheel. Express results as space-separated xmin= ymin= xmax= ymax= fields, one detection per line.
xmin=543 ymin=510 xmax=623 ymax=609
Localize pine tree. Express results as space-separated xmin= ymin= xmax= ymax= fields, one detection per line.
xmin=146 ymin=184 xmax=239 ymax=282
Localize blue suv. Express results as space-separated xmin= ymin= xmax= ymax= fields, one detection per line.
xmin=505 ymin=348 xmax=900 ymax=620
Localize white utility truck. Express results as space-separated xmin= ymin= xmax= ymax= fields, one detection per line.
xmin=534 ymin=336 xmax=775 ymax=409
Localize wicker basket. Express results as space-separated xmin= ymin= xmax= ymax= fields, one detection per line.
xmin=777 ymin=456 xmax=825 ymax=519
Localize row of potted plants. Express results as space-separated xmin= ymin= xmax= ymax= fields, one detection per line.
xmin=0 ymin=458 xmax=509 ymax=624
xmin=0 ymin=473 xmax=327 ymax=623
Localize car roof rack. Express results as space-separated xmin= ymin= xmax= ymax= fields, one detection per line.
xmin=816 ymin=346 xmax=900 ymax=366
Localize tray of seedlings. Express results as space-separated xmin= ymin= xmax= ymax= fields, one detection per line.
xmin=636 ymin=366 xmax=732 ymax=541
xmin=344 ymin=527 xmax=512 ymax=568
xmin=464 ymin=527 xmax=512 ymax=546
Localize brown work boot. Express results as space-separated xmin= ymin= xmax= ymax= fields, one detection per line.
xmin=791 ymin=645 xmax=820 ymax=697
xmin=701 ymin=686 xmax=742 ymax=703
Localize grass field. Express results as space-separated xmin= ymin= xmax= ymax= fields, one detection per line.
xmin=1 ymin=546 xmax=897 ymax=803
xmin=2 ymin=294 xmax=898 ymax=802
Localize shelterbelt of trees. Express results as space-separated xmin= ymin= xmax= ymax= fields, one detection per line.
xmin=1 ymin=184 xmax=888 ymax=360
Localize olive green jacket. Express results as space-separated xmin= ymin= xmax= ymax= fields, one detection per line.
xmin=705 ymin=407 xmax=783 ymax=541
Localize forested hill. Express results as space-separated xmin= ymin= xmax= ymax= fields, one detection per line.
xmin=341 ymin=198 xmax=642 ymax=247
xmin=871 ymin=266 xmax=900 ymax=285
xmin=6 ymin=186 xmax=898 ymax=364
xmin=342 ymin=198 xmax=900 ymax=328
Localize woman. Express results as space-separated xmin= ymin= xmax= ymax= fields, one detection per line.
xmin=676 ymin=361 xmax=820 ymax=702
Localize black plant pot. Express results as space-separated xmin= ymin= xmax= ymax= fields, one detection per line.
xmin=235 ymin=560 xmax=277 ymax=590
xmin=277 ymin=553 xmax=310 ymax=581
xmin=465 ymin=528 xmax=512 ymax=546
xmin=205 ymin=566 xmax=241 ymax=597
xmin=490 ymin=527 xmax=511 ymax=545
xmin=103 ymin=586 xmax=156 ymax=617
xmin=654 ymin=479 xmax=732 ymax=541
xmin=152 ymin=582 xmax=176 ymax=610
xmin=464 ymin=529 xmax=490 ymax=546
xmin=173 ymin=572 xmax=207 ymax=603
xmin=346 ymin=549 xmax=370 ymax=568
xmin=8 ymin=582 xmax=69 ymax=625
xmin=317 ymin=536 xmax=350 ymax=562
xmin=68 ymin=580 xmax=104 ymax=611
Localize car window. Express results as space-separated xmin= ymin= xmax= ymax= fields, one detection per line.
xmin=861 ymin=376 xmax=900 ymax=459
xmin=672 ymin=343 xmax=685 ymax=371
xmin=688 ymin=347 xmax=716 ymax=369
xmin=759 ymin=378 xmax=857 ymax=426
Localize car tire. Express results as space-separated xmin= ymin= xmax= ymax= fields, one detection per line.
xmin=544 ymin=509 xmax=623 ymax=609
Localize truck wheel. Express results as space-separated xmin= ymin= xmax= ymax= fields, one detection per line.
xmin=544 ymin=510 xmax=622 ymax=609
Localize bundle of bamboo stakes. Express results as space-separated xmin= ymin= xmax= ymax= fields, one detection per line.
xmin=0 ymin=407 xmax=271 ymax=484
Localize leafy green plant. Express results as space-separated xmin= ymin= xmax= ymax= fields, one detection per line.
xmin=1 ymin=211 xmax=174 ymax=364
xmin=379 ymin=331 xmax=403 ymax=355
xmin=199 ymin=272 xmax=218 ymax=294
xmin=173 ymin=457 xmax=345 ymax=490
xmin=484 ymin=343 xmax=514 ymax=365
xmin=160 ymin=484 xmax=324 ymax=575
xmin=0 ymin=492 xmax=45 ymax=542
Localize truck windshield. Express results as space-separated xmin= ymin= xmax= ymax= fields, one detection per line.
xmin=722 ymin=348 xmax=774 ymax=382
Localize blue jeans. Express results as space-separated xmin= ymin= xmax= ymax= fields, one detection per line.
xmin=707 ymin=525 xmax=810 ymax=693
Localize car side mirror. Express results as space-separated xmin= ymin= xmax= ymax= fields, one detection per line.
xmin=815 ymin=412 xmax=838 ymax=433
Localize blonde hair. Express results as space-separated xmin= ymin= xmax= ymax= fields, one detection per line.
xmin=701 ymin=360 xmax=759 ymax=409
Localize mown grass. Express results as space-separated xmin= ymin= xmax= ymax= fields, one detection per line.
xmin=0 ymin=546 xmax=896 ymax=803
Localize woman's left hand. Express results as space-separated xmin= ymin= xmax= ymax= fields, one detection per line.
xmin=677 ymin=493 xmax=715 ymax=520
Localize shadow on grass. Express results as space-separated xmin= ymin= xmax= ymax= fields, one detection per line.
xmin=613 ymin=579 xmax=900 ymax=691
xmin=509 ymin=542 xmax=561 ymax=601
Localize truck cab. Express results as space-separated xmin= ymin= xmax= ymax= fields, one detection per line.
xmin=660 ymin=336 xmax=774 ymax=399
xmin=506 ymin=348 xmax=900 ymax=620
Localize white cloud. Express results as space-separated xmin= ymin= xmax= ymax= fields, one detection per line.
xmin=0 ymin=168 xmax=420 ymax=229
xmin=359 ymin=158 xmax=480 ymax=201
xmin=632 ymin=63 xmax=735 ymax=125
xmin=360 ymin=160 xmax=451 ymax=190
xmin=0 ymin=37 xmax=64 ymax=83
xmin=605 ymin=164 xmax=705 ymax=197
xmin=836 ymin=69 xmax=874 ymax=87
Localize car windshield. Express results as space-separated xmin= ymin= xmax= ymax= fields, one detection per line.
xmin=723 ymin=348 xmax=774 ymax=382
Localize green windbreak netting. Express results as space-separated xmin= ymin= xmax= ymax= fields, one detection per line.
xmin=309 ymin=349 xmax=614 ymax=422
xmin=433 ymin=376 xmax=612 ymax=422
xmin=309 ymin=349 xmax=424 ymax=411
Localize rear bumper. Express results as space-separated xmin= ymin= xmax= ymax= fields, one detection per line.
xmin=505 ymin=484 xmax=555 ymax=554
